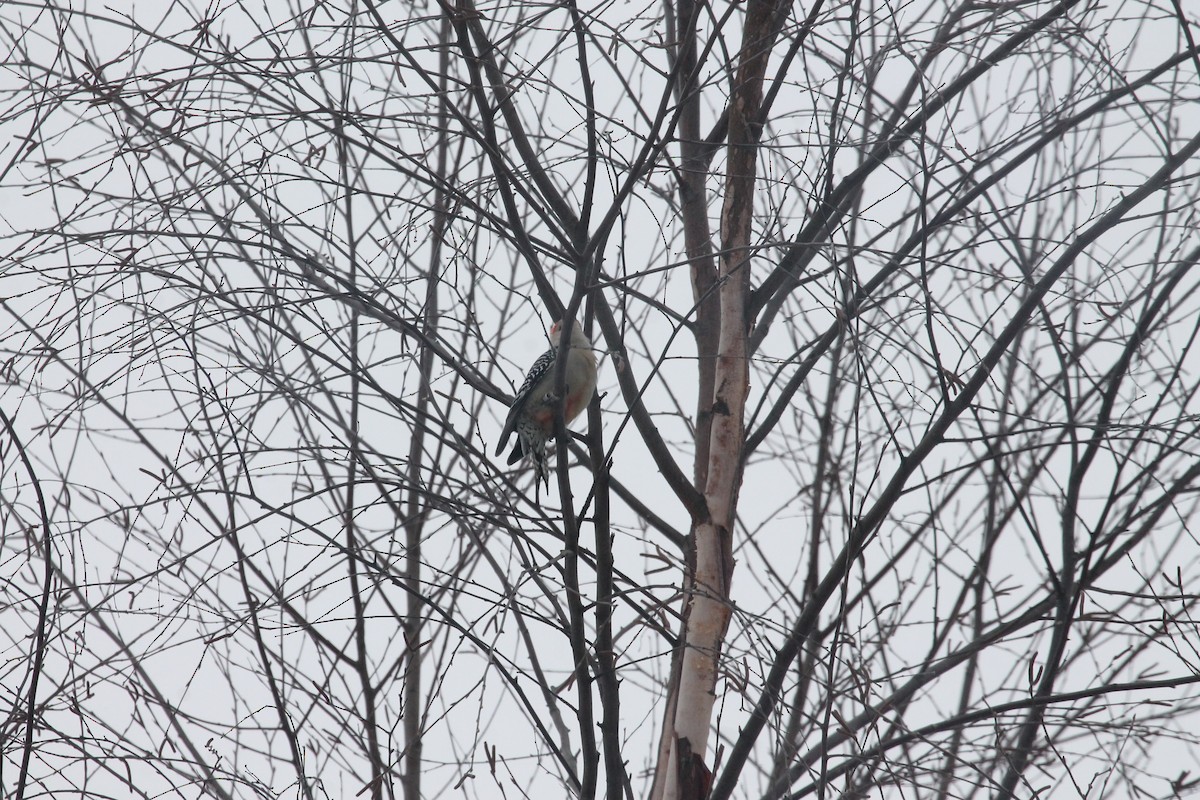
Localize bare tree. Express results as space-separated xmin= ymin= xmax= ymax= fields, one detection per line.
xmin=4 ymin=1 xmax=1200 ymax=799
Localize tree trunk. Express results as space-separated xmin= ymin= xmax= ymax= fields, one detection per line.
xmin=652 ymin=1 xmax=782 ymax=797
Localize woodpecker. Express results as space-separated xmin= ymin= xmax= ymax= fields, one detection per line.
xmin=496 ymin=319 xmax=598 ymax=487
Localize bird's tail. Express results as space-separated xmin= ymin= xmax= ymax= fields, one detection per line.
xmin=533 ymin=450 xmax=549 ymax=489
xmin=509 ymin=437 xmax=550 ymax=489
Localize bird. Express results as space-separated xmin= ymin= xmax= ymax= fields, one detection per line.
xmin=495 ymin=318 xmax=598 ymax=487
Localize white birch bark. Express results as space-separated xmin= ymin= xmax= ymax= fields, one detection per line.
xmin=652 ymin=1 xmax=782 ymax=796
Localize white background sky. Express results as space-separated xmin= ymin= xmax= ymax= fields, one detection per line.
xmin=3 ymin=0 xmax=1200 ymax=798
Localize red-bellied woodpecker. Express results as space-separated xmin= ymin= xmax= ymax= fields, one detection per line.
xmin=496 ymin=319 xmax=598 ymax=487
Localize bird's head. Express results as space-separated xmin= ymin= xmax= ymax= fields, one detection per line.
xmin=550 ymin=318 xmax=590 ymax=348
